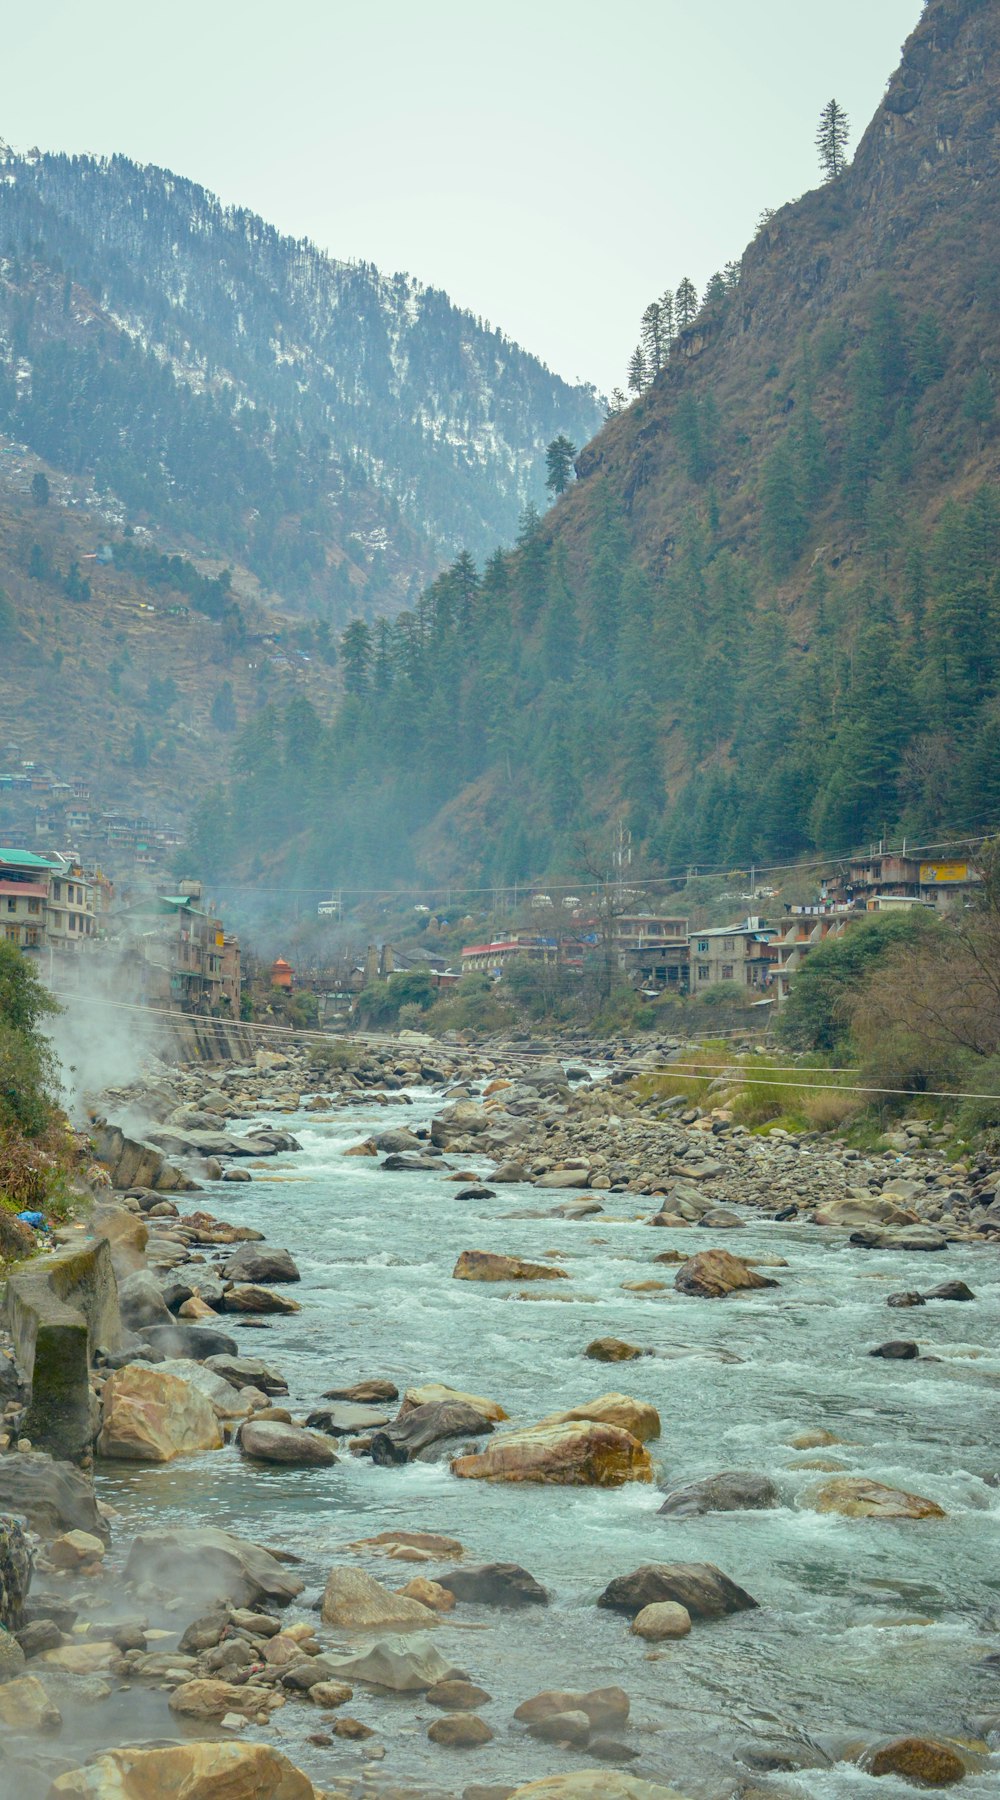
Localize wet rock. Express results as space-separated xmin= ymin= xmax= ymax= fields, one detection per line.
xmin=805 ymin=1477 xmax=946 ymax=1519
xmin=221 ymin=1285 xmax=301 ymax=1315
xmin=374 ymin=1129 xmax=423 ymax=1153
xmin=139 ymin=1322 xmax=239 ymax=1359
xmin=331 ymin=1715 xmax=374 ymax=1738
xmin=658 ymin=1471 xmax=778 ymax=1516
xmin=0 ymin=1671 xmax=61 ymax=1730
xmin=151 ymin=1358 xmax=254 ymax=1419
xmin=123 ymin=1526 xmax=304 ymax=1608
xmin=320 ymin=1566 xmax=436 ymax=1630
xmin=401 ymin=1382 xmax=509 ymax=1422
xmin=588 ymin=1738 xmax=640 ymax=1763
xmin=813 ymin=1196 xmax=918 ymax=1228
xmin=0 ymin=1625 xmax=26 ymax=1681
xmin=117 ymin=1271 xmax=172 ymax=1331
xmin=923 ymin=1280 xmax=975 ymax=1301
xmin=529 ymin=1709 xmax=592 ymax=1746
xmin=0 ymin=1515 xmax=31 ymax=1628
xmin=205 ymin=1354 xmax=288 ymax=1395
xmin=38 ymin=1640 xmax=122 ymax=1675
xmin=536 ymin=1392 xmax=660 ymax=1444
xmin=222 ymin=1245 xmax=301 ymax=1284
xmin=585 ymin=1338 xmax=646 ymax=1362
xmin=317 ymin=1632 xmax=452 ymax=1691
xmin=437 ymin=1563 xmax=548 ymax=1607
xmin=169 ymin=1677 xmax=266 ymax=1720
xmin=48 ymin=1529 xmax=105 ymax=1570
xmin=16 ymin=1618 xmax=63 ymax=1657
xmin=305 ymin=1403 xmax=390 ymax=1434
xmin=631 ymin=1601 xmax=691 ymax=1640
xmin=428 ymin=1678 xmax=492 ymax=1708
xmin=598 ymin=1561 xmax=759 ymax=1619
xmin=849 ymin=1225 xmax=948 ymax=1251
xmin=674 ymin=1250 xmax=778 ymax=1299
xmin=429 ymin=1711 xmax=495 ymax=1746
xmin=308 ymin=1679 xmax=353 ymax=1707
xmin=492 ymin=1161 xmax=531 ymax=1183
xmin=696 ymin=1209 xmax=745 ymax=1229
xmin=322 ymin=1378 xmax=398 ymax=1403
xmin=788 ymin=1429 xmax=839 ymax=1450
xmin=861 ymin=1735 xmax=966 ymax=1784
xmin=886 ymin=1292 xmax=926 ymax=1308
xmin=453 ymin=1250 xmax=569 ymax=1282
xmin=97 ymin=1364 xmax=223 ymax=1462
xmin=457 ymin=1186 xmax=498 ymax=1201
xmin=869 ymin=1340 xmax=920 ymax=1359
xmin=453 ymin=1420 xmax=653 ymax=1487
xmin=49 ymin=1743 xmax=322 ymax=1800
xmin=399 ymin=1577 xmax=456 ymax=1612
xmin=371 ymin=1399 xmax=493 ymax=1465
xmin=239 ymin=1421 xmax=338 ymax=1467
xmin=382 ymin=1153 xmax=442 ymax=1172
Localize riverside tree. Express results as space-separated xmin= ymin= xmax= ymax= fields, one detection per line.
xmin=816 ymin=99 xmax=850 ymax=181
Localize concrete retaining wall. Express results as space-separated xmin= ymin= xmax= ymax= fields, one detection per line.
xmin=5 ymin=1240 xmax=122 ymax=1459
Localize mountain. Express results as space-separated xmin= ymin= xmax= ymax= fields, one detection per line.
xmin=190 ymin=0 xmax=1000 ymax=899
xmin=0 ymin=147 xmax=602 ymax=619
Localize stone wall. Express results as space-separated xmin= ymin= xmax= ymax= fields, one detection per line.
xmin=5 ymin=1239 xmax=122 ymax=1459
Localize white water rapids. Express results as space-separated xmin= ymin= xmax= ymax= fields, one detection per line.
xmin=90 ymin=1085 xmax=1000 ymax=1799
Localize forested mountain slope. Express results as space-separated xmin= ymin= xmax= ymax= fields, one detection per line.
xmin=191 ymin=0 xmax=1000 ymax=894
xmin=0 ymin=148 xmax=601 ymax=620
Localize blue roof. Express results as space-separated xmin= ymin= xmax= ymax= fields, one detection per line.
xmin=0 ymin=847 xmax=59 ymax=870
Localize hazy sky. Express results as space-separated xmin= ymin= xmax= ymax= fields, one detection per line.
xmin=6 ymin=0 xmax=923 ymax=395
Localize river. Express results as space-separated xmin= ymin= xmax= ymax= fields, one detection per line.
xmin=95 ymin=1084 xmax=1000 ymax=1799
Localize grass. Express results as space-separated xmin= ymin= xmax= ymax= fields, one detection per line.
xmin=636 ymin=1044 xmax=862 ymax=1133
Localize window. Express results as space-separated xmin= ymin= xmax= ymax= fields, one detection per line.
xmin=697 ymin=939 xmax=709 ymax=953
xmin=6 ymin=898 xmax=15 ymax=913
xmin=697 ymin=964 xmax=710 ymax=981
xmin=724 ymin=938 xmax=734 ymax=950
xmin=721 ymin=963 xmax=734 ymax=980
xmin=24 ymin=929 xmax=40 ymax=947
xmin=69 ymin=914 xmax=76 ymax=931
xmin=4 ymin=925 xmax=17 ymax=941
xmin=27 ymin=899 xmax=39 ymax=915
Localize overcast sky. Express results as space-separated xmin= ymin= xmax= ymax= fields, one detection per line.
xmin=6 ymin=0 xmax=923 ymax=395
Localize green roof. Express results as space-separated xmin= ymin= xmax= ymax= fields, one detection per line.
xmin=0 ymin=847 xmax=59 ymax=870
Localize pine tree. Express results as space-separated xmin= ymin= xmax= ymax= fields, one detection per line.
xmin=605 ymin=387 xmax=628 ymax=419
xmin=545 ymin=435 xmax=577 ymax=498
xmin=627 ymin=346 xmax=648 ymax=396
xmin=340 ymin=618 xmax=373 ymax=694
xmin=640 ymin=302 xmax=666 ymax=375
xmin=658 ymin=289 xmax=675 ymax=339
xmin=816 ymin=99 xmax=850 ymax=181
xmin=760 ymin=439 xmax=806 ymax=575
xmin=675 ymin=277 xmax=698 ymax=330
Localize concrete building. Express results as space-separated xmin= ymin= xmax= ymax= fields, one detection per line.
xmin=688 ymin=917 xmax=776 ymax=993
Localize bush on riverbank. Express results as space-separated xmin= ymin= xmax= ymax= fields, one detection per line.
xmin=0 ymin=941 xmax=78 ymax=1254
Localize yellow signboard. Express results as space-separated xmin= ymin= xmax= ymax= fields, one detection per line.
xmin=215 ymin=930 xmax=225 ymax=947
xmin=919 ymin=861 xmax=968 ymax=885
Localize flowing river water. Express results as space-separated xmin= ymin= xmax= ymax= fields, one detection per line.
xmin=94 ymin=1085 xmax=1000 ymax=1799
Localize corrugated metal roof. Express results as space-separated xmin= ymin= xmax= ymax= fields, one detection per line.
xmin=0 ymin=847 xmax=58 ymax=869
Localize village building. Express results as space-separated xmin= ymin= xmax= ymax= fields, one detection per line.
xmin=688 ymin=916 xmax=776 ymax=993
xmin=116 ymin=882 xmax=240 ymax=1015
xmin=0 ymin=847 xmax=55 ymax=955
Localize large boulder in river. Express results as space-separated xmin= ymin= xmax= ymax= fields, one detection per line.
xmin=860 ymin=1736 xmax=967 ymax=1785
xmin=239 ymin=1420 xmax=338 ymax=1467
xmin=139 ymin=1322 xmax=238 ymax=1360
xmin=205 ymin=1353 xmax=288 ymax=1395
xmin=48 ymin=1742 xmax=320 ymax=1800
xmin=222 ymin=1244 xmax=301 ymax=1284
xmin=453 ymin=1249 xmax=569 ymax=1283
xmin=674 ymin=1250 xmax=779 ymax=1299
xmin=320 ymin=1566 xmax=436 ymax=1630
xmin=0 ymin=1453 xmax=108 ymax=1542
xmin=598 ymin=1562 xmax=758 ymax=1619
xmin=317 ymin=1632 xmax=452 ymax=1691
xmin=849 ymin=1225 xmax=948 ymax=1251
xmin=117 ymin=1271 xmax=172 ymax=1332
xmin=400 ymin=1382 xmax=508 ymax=1422
xmin=805 ymin=1477 xmax=946 ymax=1519
xmin=658 ymin=1472 xmax=779 ymax=1516
xmin=812 ymin=1195 xmax=919 ymax=1228
xmin=452 ymin=1420 xmax=653 ymax=1487
xmin=371 ymin=1399 xmax=493 ymax=1465
xmin=437 ymin=1562 xmax=548 ymax=1607
xmin=124 ymin=1526 xmax=303 ymax=1608
xmin=97 ymin=1365 xmax=223 ymax=1462
xmin=535 ymin=1393 xmax=660 ymax=1443
xmin=585 ymin=1338 xmax=647 ymax=1363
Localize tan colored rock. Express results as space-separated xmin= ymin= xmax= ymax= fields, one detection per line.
xmin=535 ymin=1393 xmax=661 ymax=1443
xmin=38 ymin=1641 xmax=123 ymax=1675
xmin=97 ymin=1365 xmax=222 ymax=1463
xmin=0 ymin=1674 xmax=60 ymax=1731
xmin=453 ymin=1419 xmax=653 ymax=1487
xmin=320 ymin=1565 xmax=437 ymax=1630
xmin=585 ymin=1338 xmax=646 ymax=1362
xmin=308 ymin=1680 xmax=353 ymax=1707
xmin=528 ymin=1709 xmax=592 ymax=1746
xmin=674 ymin=1249 xmax=778 ymax=1299
xmin=806 ymin=1478 xmax=946 ymax=1520
xmin=453 ymin=1250 xmax=569 ymax=1282
xmin=789 ymin=1428 xmax=840 ymax=1449
xmin=168 ymin=1678 xmax=269 ymax=1719
xmin=631 ymin=1602 xmax=691 ymax=1641
xmin=399 ymin=1577 xmax=456 ymax=1612
xmin=427 ymin=1711 xmax=494 ymax=1746
xmin=178 ymin=1295 xmax=217 ymax=1320
xmin=428 ymin=1678 xmax=492 ymax=1709
xmin=813 ymin=1196 xmax=920 ymax=1228
xmin=621 ymin=1280 xmax=667 ymax=1293
xmin=862 ymin=1736 xmax=966 ymax=1784
xmin=515 ymin=1688 xmax=629 ymax=1731
xmin=344 ymin=1139 xmax=378 ymax=1156
xmin=401 ymin=1382 xmax=508 ymax=1421
xmin=47 ymin=1742 xmax=320 ymax=1800
xmin=92 ymin=1207 xmax=149 ymax=1275
xmin=48 ymin=1529 xmax=106 ymax=1569
xmin=351 ymin=1529 xmax=465 ymax=1556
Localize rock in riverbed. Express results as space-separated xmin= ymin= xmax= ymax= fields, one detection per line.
xmin=437 ymin=1562 xmax=548 ymax=1607
xmin=631 ymin=1601 xmax=692 ymax=1640
xmin=48 ymin=1743 xmax=320 ymax=1799
xmin=371 ymin=1399 xmax=494 ymax=1465
xmin=123 ymin=1526 xmax=303 ymax=1608
xmin=97 ymin=1365 xmax=223 ymax=1462
xmin=861 ymin=1735 xmax=967 ymax=1784
xmin=320 ymin=1566 xmax=437 ymax=1630
xmin=674 ymin=1250 xmax=779 ymax=1298
xmin=658 ymin=1471 xmax=778 ymax=1515
xmin=453 ymin=1420 xmax=653 ymax=1486
xmin=805 ymin=1478 xmax=946 ymax=1519
xmin=238 ymin=1420 xmax=338 ymax=1467
xmin=453 ymin=1250 xmax=569 ymax=1282
xmin=598 ymin=1562 xmax=758 ymax=1619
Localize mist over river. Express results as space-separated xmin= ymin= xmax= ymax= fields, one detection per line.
xmin=95 ymin=1086 xmax=1000 ymax=1799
